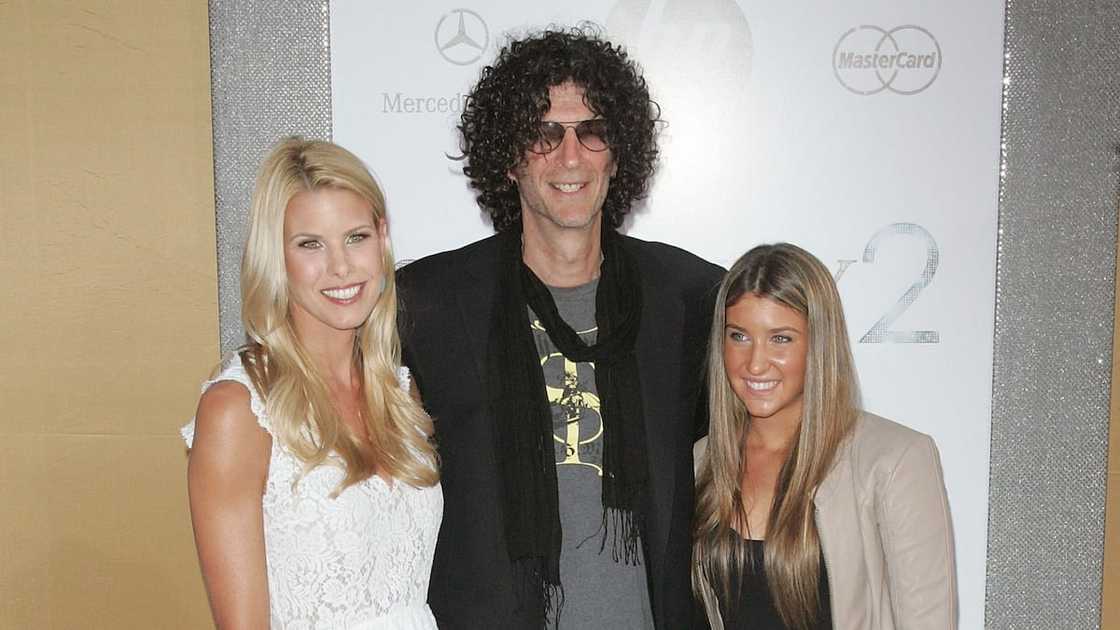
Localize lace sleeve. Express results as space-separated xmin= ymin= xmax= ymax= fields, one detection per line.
xmin=181 ymin=355 xmax=271 ymax=448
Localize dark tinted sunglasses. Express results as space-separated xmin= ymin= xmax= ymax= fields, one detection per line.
xmin=529 ymin=119 xmax=610 ymax=154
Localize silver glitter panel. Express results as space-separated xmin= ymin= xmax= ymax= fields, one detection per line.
xmin=986 ymin=0 xmax=1119 ymax=628
xmin=209 ymin=0 xmax=332 ymax=352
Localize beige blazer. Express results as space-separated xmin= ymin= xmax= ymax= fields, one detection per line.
xmin=694 ymin=412 xmax=958 ymax=630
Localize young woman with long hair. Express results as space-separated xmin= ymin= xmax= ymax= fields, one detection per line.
xmin=182 ymin=138 xmax=441 ymax=629
xmin=692 ymin=243 xmax=956 ymax=630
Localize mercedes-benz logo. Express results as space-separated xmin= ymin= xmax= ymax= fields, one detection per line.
xmin=434 ymin=9 xmax=489 ymax=66
xmin=833 ymin=25 xmax=942 ymax=96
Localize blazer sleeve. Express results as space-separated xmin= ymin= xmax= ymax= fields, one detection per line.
xmin=877 ymin=433 xmax=959 ymax=630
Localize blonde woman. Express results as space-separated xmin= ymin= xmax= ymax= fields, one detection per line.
xmin=182 ymin=138 xmax=441 ymax=629
xmin=692 ymin=243 xmax=956 ymax=630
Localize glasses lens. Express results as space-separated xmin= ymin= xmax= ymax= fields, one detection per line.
xmin=575 ymin=120 xmax=608 ymax=151
xmin=530 ymin=122 xmax=566 ymax=154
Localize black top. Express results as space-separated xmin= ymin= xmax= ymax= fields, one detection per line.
xmin=720 ymin=538 xmax=833 ymax=630
xmin=397 ymin=233 xmax=724 ymax=629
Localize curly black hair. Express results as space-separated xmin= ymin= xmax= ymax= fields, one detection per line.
xmin=458 ymin=25 xmax=660 ymax=231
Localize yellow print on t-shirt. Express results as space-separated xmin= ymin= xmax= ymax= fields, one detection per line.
xmin=533 ymin=319 xmax=603 ymax=476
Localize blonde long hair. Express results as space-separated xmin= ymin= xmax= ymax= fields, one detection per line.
xmin=236 ymin=137 xmax=438 ymax=492
xmin=692 ymin=243 xmax=860 ymax=629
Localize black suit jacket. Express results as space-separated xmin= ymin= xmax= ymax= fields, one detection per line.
xmin=397 ymin=233 xmax=723 ymax=629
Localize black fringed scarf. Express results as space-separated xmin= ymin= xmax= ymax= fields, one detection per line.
xmin=487 ymin=223 xmax=649 ymax=625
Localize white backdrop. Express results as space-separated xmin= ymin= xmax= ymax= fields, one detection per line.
xmin=332 ymin=2 xmax=1004 ymax=627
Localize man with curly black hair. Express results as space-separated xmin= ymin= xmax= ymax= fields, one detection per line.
xmin=398 ymin=26 xmax=723 ymax=629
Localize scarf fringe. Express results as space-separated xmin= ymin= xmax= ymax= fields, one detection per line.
xmin=601 ymin=505 xmax=643 ymax=565
xmin=512 ymin=558 xmax=566 ymax=629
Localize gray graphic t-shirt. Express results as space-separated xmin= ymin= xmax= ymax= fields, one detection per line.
xmin=529 ymin=279 xmax=654 ymax=630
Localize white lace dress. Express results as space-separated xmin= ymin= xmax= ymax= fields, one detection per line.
xmin=182 ymin=355 xmax=443 ymax=629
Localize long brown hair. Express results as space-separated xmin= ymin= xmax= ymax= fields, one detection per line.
xmin=237 ymin=137 xmax=438 ymax=493
xmin=692 ymin=243 xmax=860 ymax=629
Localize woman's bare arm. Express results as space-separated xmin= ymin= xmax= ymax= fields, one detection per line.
xmin=187 ymin=381 xmax=272 ymax=629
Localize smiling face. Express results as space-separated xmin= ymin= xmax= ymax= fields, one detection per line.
xmin=723 ymin=293 xmax=810 ymax=427
xmin=509 ymin=81 xmax=617 ymax=236
xmin=283 ymin=186 xmax=387 ymax=338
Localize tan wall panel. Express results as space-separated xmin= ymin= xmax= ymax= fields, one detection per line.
xmin=1 ymin=1 xmax=216 ymax=627
xmin=2 ymin=436 xmax=206 ymax=627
